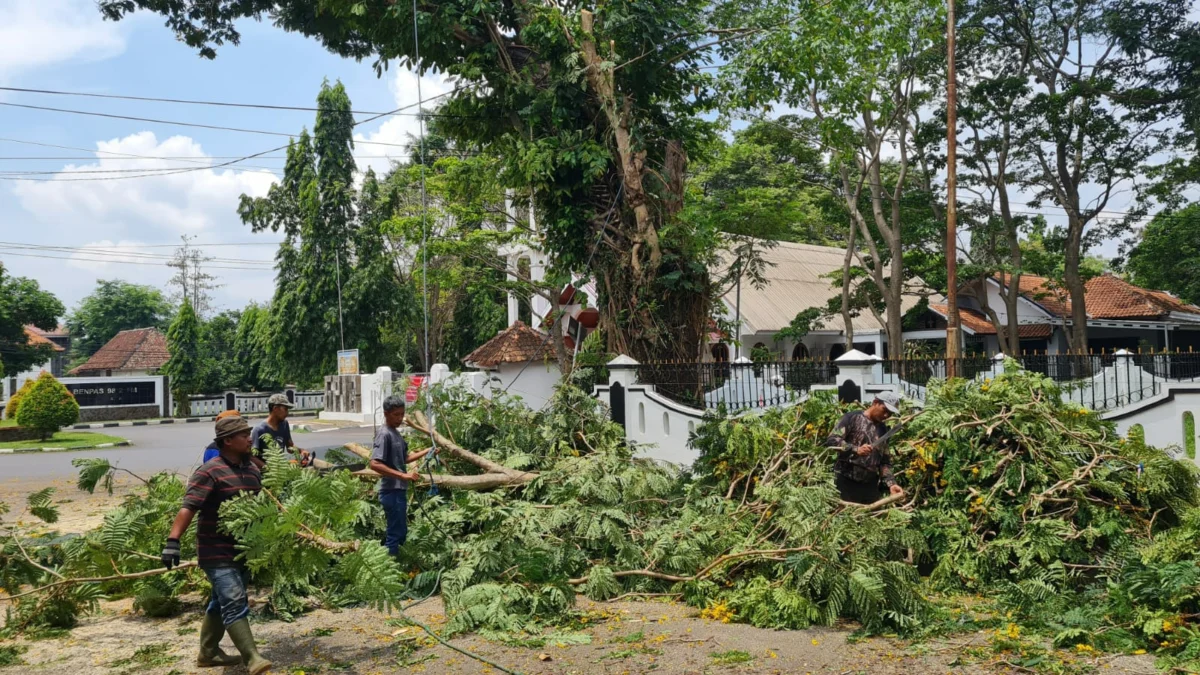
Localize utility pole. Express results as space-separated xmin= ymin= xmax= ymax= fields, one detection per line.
xmin=944 ymin=0 xmax=961 ymax=378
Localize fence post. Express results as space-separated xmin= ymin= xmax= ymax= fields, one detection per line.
xmin=833 ymin=349 xmax=881 ymax=404
xmin=606 ymin=355 xmax=640 ymax=429
xmin=1113 ymin=349 xmax=1135 ymax=406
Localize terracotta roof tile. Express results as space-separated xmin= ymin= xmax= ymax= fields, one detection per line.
xmin=69 ymin=328 xmax=170 ymax=375
xmin=927 ymin=305 xmax=1053 ymax=339
xmin=993 ymin=273 xmax=1200 ymax=320
xmin=22 ymin=326 xmax=64 ymax=352
xmin=463 ymin=321 xmax=556 ymax=368
xmin=26 ymin=324 xmax=69 ymax=338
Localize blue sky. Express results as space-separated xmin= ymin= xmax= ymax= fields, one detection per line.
xmin=0 ymin=0 xmax=449 ymax=315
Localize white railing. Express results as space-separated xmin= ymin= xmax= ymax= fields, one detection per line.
xmin=187 ymin=390 xmax=323 ymax=417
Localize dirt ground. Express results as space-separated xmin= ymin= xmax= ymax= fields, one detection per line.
xmin=0 ymin=478 xmax=1162 ymax=675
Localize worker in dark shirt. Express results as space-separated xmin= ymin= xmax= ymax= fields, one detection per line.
xmin=250 ymin=393 xmax=311 ymax=467
xmin=827 ymin=392 xmax=906 ymax=505
xmin=369 ymin=396 xmax=431 ymax=557
xmin=201 ymin=410 xmax=243 ymax=464
xmin=162 ymin=416 xmax=271 ymax=674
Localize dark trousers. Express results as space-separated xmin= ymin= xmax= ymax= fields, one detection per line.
xmin=379 ymin=489 xmax=408 ymax=556
xmin=204 ymin=565 xmax=250 ymax=626
xmin=835 ymin=473 xmax=881 ymax=505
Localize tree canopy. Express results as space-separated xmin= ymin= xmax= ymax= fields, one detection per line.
xmin=0 ymin=263 xmax=64 ymax=378
xmin=1127 ymin=204 xmax=1200 ymax=305
xmin=66 ymin=280 xmax=172 ymax=365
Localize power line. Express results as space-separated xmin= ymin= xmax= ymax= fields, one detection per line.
xmin=0 ymin=242 xmax=274 ymax=265
xmin=0 ymin=101 xmax=437 ymax=149
xmin=0 ymin=85 xmax=486 ymax=119
xmin=0 ymin=250 xmax=271 ymax=271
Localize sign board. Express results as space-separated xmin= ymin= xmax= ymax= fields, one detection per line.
xmin=337 ymin=349 xmax=360 ymax=376
xmin=65 ymin=381 xmax=157 ymax=408
xmin=405 ymin=375 xmax=426 ymax=404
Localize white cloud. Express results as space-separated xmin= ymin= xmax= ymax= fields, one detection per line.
xmin=0 ymin=0 xmax=127 ymax=79
xmin=4 ymin=131 xmax=281 ymax=311
xmin=353 ymin=69 xmax=455 ymax=178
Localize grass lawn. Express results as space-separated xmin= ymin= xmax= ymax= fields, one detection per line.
xmin=0 ymin=431 xmax=127 ymax=450
xmin=0 ymin=418 xmax=17 ymax=428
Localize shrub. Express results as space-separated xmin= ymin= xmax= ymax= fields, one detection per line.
xmin=15 ymin=372 xmax=80 ymax=440
xmin=4 ymin=377 xmax=36 ymax=420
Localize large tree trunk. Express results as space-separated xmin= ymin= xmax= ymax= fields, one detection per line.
xmin=1064 ymin=218 xmax=1088 ymax=354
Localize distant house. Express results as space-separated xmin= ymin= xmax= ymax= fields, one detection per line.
xmin=462 ymin=320 xmax=567 ymax=410
xmin=910 ymin=273 xmax=1200 ymax=354
xmin=713 ymin=240 xmax=931 ymax=362
xmin=69 ymin=327 xmax=171 ymax=377
xmin=2 ymin=326 xmax=68 ymax=411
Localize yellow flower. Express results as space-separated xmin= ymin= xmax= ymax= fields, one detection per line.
xmin=1164 ymin=619 xmax=1175 ymax=632
xmin=1133 ymin=649 xmax=1147 ymax=655
xmin=811 ymin=639 xmax=820 ymax=646
xmin=1004 ymin=623 xmax=1021 ymax=639
xmin=972 ymin=467 xmax=980 ymax=475
xmin=1075 ymin=643 xmax=1095 ymax=653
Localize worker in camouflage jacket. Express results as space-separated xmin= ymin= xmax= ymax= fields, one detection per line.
xmin=826 ymin=392 xmax=905 ymax=505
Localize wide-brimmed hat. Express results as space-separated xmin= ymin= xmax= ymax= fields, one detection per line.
xmin=214 ymin=416 xmax=252 ymax=441
xmin=267 ymin=393 xmax=294 ymax=408
xmin=873 ymin=391 xmax=901 ymax=414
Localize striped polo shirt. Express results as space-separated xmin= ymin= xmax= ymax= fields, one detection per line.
xmin=182 ymin=454 xmax=262 ymax=568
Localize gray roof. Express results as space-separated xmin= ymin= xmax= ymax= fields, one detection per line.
xmin=719 ymin=240 xmax=935 ymax=335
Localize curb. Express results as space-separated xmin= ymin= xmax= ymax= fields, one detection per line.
xmin=70 ymin=411 xmax=319 ymax=430
xmin=0 ymin=440 xmax=132 ymax=455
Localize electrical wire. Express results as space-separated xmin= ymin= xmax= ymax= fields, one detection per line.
xmin=0 ymin=85 xmax=485 ymax=120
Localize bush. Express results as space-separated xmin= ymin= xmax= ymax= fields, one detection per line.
xmin=4 ymin=377 xmax=35 ymax=420
xmin=15 ymin=372 xmax=80 ymax=440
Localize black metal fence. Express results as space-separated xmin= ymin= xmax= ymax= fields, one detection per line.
xmin=636 ymin=352 xmax=1200 ymax=415
xmin=880 ymin=355 xmax=995 ymax=400
xmin=637 ymin=359 xmax=837 ymax=413
xmin=884 ymin=352 xmax=1200 ymax=411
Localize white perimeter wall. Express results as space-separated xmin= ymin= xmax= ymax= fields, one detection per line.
xmin=494 ymin=362 xmax=561 ymax=411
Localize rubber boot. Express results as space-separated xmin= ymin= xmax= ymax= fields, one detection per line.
xmin=197 ymin=612 xmax=241 ymax=667
xmin=226 ymin=618 xmax=272 ymax=675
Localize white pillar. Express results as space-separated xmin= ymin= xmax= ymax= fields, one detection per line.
xmin=530 ymin=251 xmax=550 ymax=327
xmin=506 ymin=254 xmax=520 ymax=326
xmin=834 ymin=349 xmax=883 ymax=393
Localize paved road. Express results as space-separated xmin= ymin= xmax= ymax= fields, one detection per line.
xmin=0 ymin=422 xmax=377 ymax=480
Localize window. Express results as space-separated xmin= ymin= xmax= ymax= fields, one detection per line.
xmin=710 ymin=343 xmax=730 ymax=362
xmin=792 ymin=343 xmax=809 ymax=360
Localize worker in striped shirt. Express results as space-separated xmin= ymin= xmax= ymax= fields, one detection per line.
xmin=162 ymin=416 xmax=271 ymax=674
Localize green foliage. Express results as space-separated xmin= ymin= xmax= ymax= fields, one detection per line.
xmin=15 ymin=373 xmax=79 ymax=440
xmin=4 ymin=378 xmax=34 ymax=420
xmin=0 ymin=644 xmax=28 ymax=667
xmin=1127 ymin=204 xmax=1200 ymax=305
xmin=66 ymin=279 xmax=171 ymax=365
xmin=8 ymin=362 xmax=1200 ymax=663
xmin=0 ymin=263 xmax=63 ymax=379
xmin=162 ymin=302 xmax=203 ymax=416
xmin=26 ymin=488 xmax=58 ymax=524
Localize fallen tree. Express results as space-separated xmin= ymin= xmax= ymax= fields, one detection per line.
xmin=4 ymin=367 xmax=1200 ymax=668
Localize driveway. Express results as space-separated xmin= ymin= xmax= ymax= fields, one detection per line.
xmin=0 ymin=421 xmax=377 ymax=481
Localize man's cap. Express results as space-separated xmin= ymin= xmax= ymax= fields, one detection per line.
xmin=215 ymin=409 xmax=241 ymax=421
xmin=874 ymin=391 xmax=901 ymax=414
xmin=267 ymin=393 xmax=294 ymax=408
xmin=214 ymin=416 xmax=252 ymax=441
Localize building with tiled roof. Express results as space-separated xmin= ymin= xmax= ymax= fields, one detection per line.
xmin=918 ymin=273 xmax=1200 ymax=355
xmin=69 ymin=328 xmax=170 ymax=377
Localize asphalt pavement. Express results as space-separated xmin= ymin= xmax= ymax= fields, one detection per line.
xmin=0 ymin=421 xmax=377 ymax=481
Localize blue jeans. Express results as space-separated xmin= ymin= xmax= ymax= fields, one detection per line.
xmin=379 ymin=489 xmax=408 ymax=556
xmin=204 ymin=566 xmax=251 ymax=626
